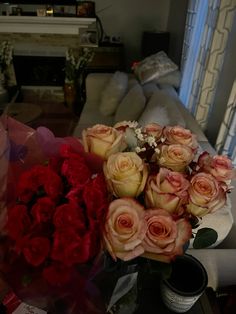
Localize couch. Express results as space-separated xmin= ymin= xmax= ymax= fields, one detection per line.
xmin=73 ymin=72 xmax=236 ymax=290
xmin=73 ymin=73 xmax=212 ymax=147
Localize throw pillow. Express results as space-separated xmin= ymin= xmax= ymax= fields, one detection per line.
xmin=127 ymin=77 xmax=139 ymax=90
xmin=133 ymin=51 xmax=178 ymax=85
xmin=99 ymin=71 xmax=128 ymax=116
xmin=142 ymin=82 xmax=159 ymax=100
xmin=154 ymin=70 xmax=181 ymax=88
xmin=114 ymin=84 xmax=146 ymax=123
xmin=138 ymin=89 xmax=185 ymax=127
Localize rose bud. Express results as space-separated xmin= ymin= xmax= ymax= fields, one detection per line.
xmin=103 ymin=198 xmax=147 ymax=261
xmin=163 ymin=125 xmax=198 ymax=151
xmin=187 ymin=172 xmax=226 ymax=217
xmin=103 ymin=152 xmax=148 ymax=198
xmin=82 ymin=124 xmax=126 ymax=160
xmin=143 ymin=123 xmax=163 ymax=141
xmin=198 ymin=152 xmax=236 ymax=184
xmin=158 ymin=144 xmax=194 ymax=172
xmin=142 ymin=208 xmax=192 ymax=263
xmin=145 ymin=168 xmax=190 ymax=214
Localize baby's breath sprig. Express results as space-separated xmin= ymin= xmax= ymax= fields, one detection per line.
xmin=123 ymin=121 xmax=160 ymax=160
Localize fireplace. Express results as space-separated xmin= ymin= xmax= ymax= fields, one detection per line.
xmin=11 ymin=43 xmax=68 ymax=103
xmin=13 ymin=55 xmax=65 ymax=87
xmin=0 ymin=15 xmax=98 ymax=102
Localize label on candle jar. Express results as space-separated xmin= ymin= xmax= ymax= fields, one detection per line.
xmin=160 ymin=282 xmax=202 ymax=313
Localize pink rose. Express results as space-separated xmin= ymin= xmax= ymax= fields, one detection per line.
xmin=82 ymin=124 xmax=126 ymax=160
xmin=187 ymin=172 xmax=226 ymax=217
xmin=163 ymin=125 xmax=198 ymax=151
xmin=158 ymin=144 xmax=194 ymax=172
xmin=198 ymin=152 xmax=236 ymax=184
xmin=145 ymin=168 xmax=190 ymax=214
xmin=142 ymin=209 xmax=192 ymax=263
xmin=143 ymin=123 xmax=163 ymax=141
xmin=103 ymin=152 xmax=148 ymax=197
xmin=103 ymin=198 xmax=147 ymax=261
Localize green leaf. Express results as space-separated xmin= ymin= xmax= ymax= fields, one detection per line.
xmin=193 ymin=228 xmax=218 ymax=249
xmin=22 ymin=274 xmax=32 ymax=287
xmin=190 ymin=215 xmax=202 ymax=229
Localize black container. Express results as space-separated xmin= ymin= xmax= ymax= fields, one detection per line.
xmin=160 ymin=254 xmax=208 ymax=313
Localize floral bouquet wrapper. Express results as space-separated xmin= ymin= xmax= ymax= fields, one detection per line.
xmin=0 ymin=115 xmax=111 ymax=313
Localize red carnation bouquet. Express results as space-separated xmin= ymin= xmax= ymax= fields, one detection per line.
xmin=6 ymin=146 xmax=109 ymax=282
xmin=0 ymin=117 xmax=110 ymax=313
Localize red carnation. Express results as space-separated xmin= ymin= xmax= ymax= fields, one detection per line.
xmin=53 ymin=203 xmax=86 ymax=231
xmin=6 ymin=204 xmax=31 ymax=240
xmin=43 ymin=168 xmax=63 ymax=200
xmin=23 ymin=237 xmax=50 ymax=266
xmin=43 ymin=263 xmax=72 ymax=286
xmin=51 ymin=226 xmax=99 ymax=266
xmin=17 ymin=165 xmax=47 ymax=203
xmin=32 ymin=197 xmax=56 ymax=224
xmin=83 ymin=173 xmax=109 ymax=224
xmin=51 ymin=229 xmax=83 ymax=266
xmin=61 ymin=157 xmax=91 ymax=188
xmin=17 ymin=165 xmax=63 ymax=203
xmin=48 ymin=156 xmax=63 ymax=173
xmin=65 ymin=232 xmax=91 ymax=265
xmin=66 ymin=187 xmax=84 ymax=206
xmin=59 ymin=144 xmax=85 ymax=161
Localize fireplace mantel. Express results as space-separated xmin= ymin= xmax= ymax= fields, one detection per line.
xmin=0 ymin=16 xmax=96 ymax=35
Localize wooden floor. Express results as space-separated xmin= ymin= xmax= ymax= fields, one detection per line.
xmin=29 ymin=101 xmax=79 ymax=137
xmin=5 ymin=86 xmax=83 ymax=138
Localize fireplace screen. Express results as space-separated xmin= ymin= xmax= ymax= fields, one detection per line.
xmin=13 ymin=55 xmax=65 ymax=86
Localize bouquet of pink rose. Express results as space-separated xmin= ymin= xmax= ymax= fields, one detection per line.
xmin=82 ymin=121 xmax=236 ymax=263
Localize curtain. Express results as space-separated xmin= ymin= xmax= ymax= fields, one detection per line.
xmin=179 ymin=0 xmax=211 ymax=108
xmin=194 ymin=0 xmax=235 ymax=130
xmin=215 ymin=80 xmax=236 ymax=165
xmin=179 ymin=0 xmax=236 ymax=143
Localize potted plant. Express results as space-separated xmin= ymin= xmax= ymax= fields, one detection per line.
xmin=0 ymin=41 xmax=13 ymax=109
xmin=64 ymin=47 xmax=94 ymax=113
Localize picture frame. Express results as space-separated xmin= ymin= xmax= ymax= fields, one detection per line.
xmin=36 ymin=8 xmax=46 ymax=17
xmin=53 ymin=5 xmax=76 ymax=17
xmin=79 ymin=27 xmax=98 ymax=47
xmin=76 ymin=1 xmax=95 ymax=18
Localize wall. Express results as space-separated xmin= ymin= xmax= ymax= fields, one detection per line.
xmin=206 ymin=15 xmax=236 ymax=146
xmin=0 ymin=0 xmax=188 ymax=71
xmin=95 ymin=0 xmax=171 ymax=69
xmin=167 ymin=0 xmax=189 ymax=66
